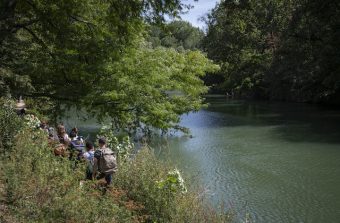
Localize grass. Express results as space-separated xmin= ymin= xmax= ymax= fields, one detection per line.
xmin=0 ymin=102 xmax=232 ymax=223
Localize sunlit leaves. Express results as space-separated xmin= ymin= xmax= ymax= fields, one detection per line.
xmin=85 ymin=42 xmax=219 ymax=132
xmin=0 ymin=0 xmax=218 ymax=132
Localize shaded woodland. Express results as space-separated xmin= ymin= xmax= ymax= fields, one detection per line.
xmin=202 ymin=0 xmax=340 ymax=104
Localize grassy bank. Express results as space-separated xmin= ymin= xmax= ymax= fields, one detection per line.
xmin=0 ymin=101 xmax=231 ymax=223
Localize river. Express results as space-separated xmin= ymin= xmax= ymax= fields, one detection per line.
xmin=64 ymin=96 xmax=340 ymax=222
xmin=154 ymin=96 xmax=340 ymax=222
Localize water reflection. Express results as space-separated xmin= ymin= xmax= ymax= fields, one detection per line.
xmin=63 ymin=97 xmax=340 ymax=222
xmin=153 ymin=97 xmax=340 ymax=222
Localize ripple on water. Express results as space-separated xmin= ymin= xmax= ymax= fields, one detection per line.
xmin=66 ymin=99 xmax=340 ymax=223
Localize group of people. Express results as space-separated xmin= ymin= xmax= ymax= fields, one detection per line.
xmin=15 ymin=95 xmax=117 ymax=186
xmin=44 ymin=124 xmax=117 ymax=185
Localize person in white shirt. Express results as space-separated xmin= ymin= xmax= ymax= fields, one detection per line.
xmin=83 ymin=141 xmax=95 ymax=180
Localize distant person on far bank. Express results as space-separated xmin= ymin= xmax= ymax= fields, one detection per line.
xmin=93 ymin=137 xmax=117 ymax=185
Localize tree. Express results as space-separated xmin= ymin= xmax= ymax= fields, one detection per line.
xmin=85 ymin=42 xmax=218 ymax=133
xmin=0 ymin=0 xmax=187 ymax=98
xmin=0 ymin=0 xmax=218 ymax=133
xmin=203 ymin=0 xmax=340 ymax=104
xmin=202 ymin=0 xmax=293 ymax=98
xmin=147 ymin=20 xmax=205 ymax=50
xmin=268 ymin=0 xmax=340 ymax=103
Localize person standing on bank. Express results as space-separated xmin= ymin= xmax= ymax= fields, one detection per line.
xmin=83 ymin=141 xmax=95 ymax=180
xmin=93 ymin=138 xmax=117 ymax=185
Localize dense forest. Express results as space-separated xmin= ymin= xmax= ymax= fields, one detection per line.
xmin=203 ymin=0 xmax=340 ymax=104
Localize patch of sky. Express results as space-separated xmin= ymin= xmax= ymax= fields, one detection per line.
xmin=165 ymin=0 xmax=219 ymax=30
xmin=179 ymin=0 xmax=219 ymax=29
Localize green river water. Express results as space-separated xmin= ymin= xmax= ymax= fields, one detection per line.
xmin=64 ymin=96 xmax=340 ymax=222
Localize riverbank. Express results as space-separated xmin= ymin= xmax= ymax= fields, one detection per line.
xmin=0 ymin=100 xmax=231 ymax=223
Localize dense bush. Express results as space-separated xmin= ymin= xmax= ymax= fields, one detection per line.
xmin=1 ymin=127 xmax=134 ymax=223
xmin=115 ymin=148 xmax=232 ymax=222
xmin=0 ymin=110 xmax=231 ymax=223
xmin=0 ymin=99 xmax=23 ymax=155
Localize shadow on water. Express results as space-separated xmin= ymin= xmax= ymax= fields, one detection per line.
xmin=200 ymin=97 xmax=340 ymax=144
xmin=60 ymin=97 xmax=340 ymax=145
xmin=60 ymin=97 xmax=340 ymax=222
xmin=147 ymin=97 xmax=340 ymax=223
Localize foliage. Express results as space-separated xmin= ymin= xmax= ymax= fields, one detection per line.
xmin=97 ymin=125 xmax=134 ymax=163
xmin=85 ymin=43 xmax=219 ymax=133
xmin=147 ymin=20 xmax=205 ymax=50
xmin=268 ymin=0 xmax=340 ymax=103
xmin=0 ymin=115 xmax=231 ymax=223
xmin=0 ymin=98 xmax=23 ymax=155
xmin=23 ymin=114 xmax=41 ymax=129
xmin=23 ymin=97 xmax=57 ymax=121
xmin=1 ymin=127 xmax=135 ymax=223
xmin=114 ymin=148 xmax=232 ymax=223
xmin=0 ymin=0 xmax=218 ymax=132
xmin=203 ymin=0 xmax=340 ymax=104
xmin=202 ymin=0 xmax=293 ymax=98
xmin=157 ymin=168 xmax=187 ymax=194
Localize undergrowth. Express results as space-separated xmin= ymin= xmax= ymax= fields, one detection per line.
xmin=0 ymin=101 xmax=232 ymax=223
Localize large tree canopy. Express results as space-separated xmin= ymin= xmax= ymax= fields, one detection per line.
xmin=203 ymin=0 xmax=340 ymax=104
xmin=268 ymin=0 xmax=340 ymax=103
xmin=202 ymin=0 xmax=293 ymax=98
xmin=0 ymin=0 xmax=218 ymax=132
xmin=0 ymin=0 xmax=188 ymax=98
xmin=85 ymin=43 xmax=217 ymax=132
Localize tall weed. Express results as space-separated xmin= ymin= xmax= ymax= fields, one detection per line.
xmin=115 ymin=148 xmax=232 ymax=222
xmin=0 ymin=99 xmax=23 ymax=155
xmin=0 ymin=110 xmax=232 ymax=222
xmin=1 ymin=128 xmax=134 ymax=223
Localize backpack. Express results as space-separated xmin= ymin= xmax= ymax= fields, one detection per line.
xmin=94 ymin=148 xmax=117 ymax=174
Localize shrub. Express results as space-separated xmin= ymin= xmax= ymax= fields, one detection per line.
xmin=0 ymin=98 xmax=23 ymax=155
xmin=0 ymin=113 xmax=231 ymax=223
xmin=115 ymin=148 xmax=232 ymax=222
xmin=1 ymin=128 xmax=135 ymax=223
